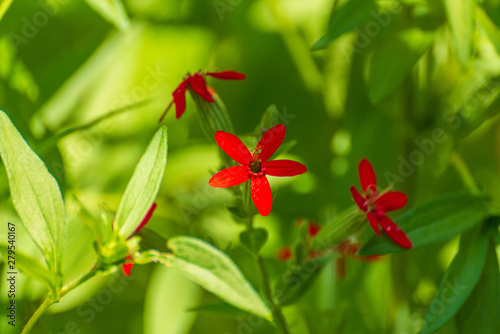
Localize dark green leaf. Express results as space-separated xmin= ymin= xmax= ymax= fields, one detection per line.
xmin=240 ymin=228 xmax=268 ymax=256
xmin=419 ymin=227 xmax=489 ymax=334
xmin=274 ymin=257 xmax=328 ymax=306
xmin=312 ymin=0 xmax=376 ymax=50
xmin=369 ymin=28 xmax=434 ymax=104
xmin=455 ymin=241 xmax=500 ymax=334
xmin=359 ymin=193 xmax=490 ymax=256
xmin=188 ymin=302 xmax=248 ymax=318
xmin=0 ymin=110 xmax=66 ymax=277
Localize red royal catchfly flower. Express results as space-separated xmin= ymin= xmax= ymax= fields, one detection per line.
xmin=350 ymin=159 xmax=412 ymax=248
xmin=276 ymin=246 xmax=293 ymax=262
xmin=159 ymin=70 xmax=246 ymax=121
xmin=209 ymin=124 xmax=307 ymax=216
xmin=122 ymin=203 xmax=157 ymax=276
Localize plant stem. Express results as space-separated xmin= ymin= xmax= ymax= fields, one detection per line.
xmin=257 ymin=256 xmax=290 ymax=334
xmin=450 ymin=151 xmax=480 ymax=195
xmin=21 ymin=297 xmax=52 ymax=334
xmin=21 ymin=265 xmax=101 ymax=333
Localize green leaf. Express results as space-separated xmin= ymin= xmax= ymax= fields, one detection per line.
xmin=0 ymin=110 xmax=66 ymax=277
xmin=419 ymin=227 xmax=489 ymax=334
xmin=0 ymin=0 xmax=13 ymax=21
xmin=155 ymin=236 xmax=273 ymax=321
xmin=455 ymin=240 xmax=500 ymax=334
xmin=115 ymin=126 xmax=167 ymax=238
xmin=84 ymin=0 xmax=130 ymax=30
xmin=476 ymin=7 xmax=500 ymax=56
xmin=274 ymin=257 xmax=328 ymax=306
xmin=254 ymin=104 xmax=280 ymax=135
xmin=358 ymin=193 xmax=490 ymax=256
xmin=240 ymin=228 xmax=268 ymax=256
xmin=188 ymin=302 xmax=248 ymax=318
xmin=444 ymin=0 xmax=474 ymax=65
xmin=369 ymin=28 xmax=434 ymax=104
xmin=312 ymin=0 xmax=376 ymax=50
xmin=0 ymin=243 xmax=54 ymax=293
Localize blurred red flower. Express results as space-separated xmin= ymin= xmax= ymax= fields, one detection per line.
xmin=209 ymin=124 xmax=307 ymax=216
xmin=276 ymin=246 xmax=293 ymax=262
xmin=122 ymin=203 xmax=157 ymax=276
xmin=350 ymin=158 xmax=412 ymax=248
xmin=160 ymin=70 xmax=245 ymax=121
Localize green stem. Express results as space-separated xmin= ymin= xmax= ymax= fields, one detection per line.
xmin=21 ymin=297 xmax=52 ymax=334
xmin=450 ymin=151 xmax=480 ymax=195
xmin=257 ymin=256 xmax=290 ymax=334
xmin=22 ymin=265 xmax=102 ymax=333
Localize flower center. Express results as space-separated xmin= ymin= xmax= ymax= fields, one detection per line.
xmin=250 ymin=159 xmax=262 ymax=173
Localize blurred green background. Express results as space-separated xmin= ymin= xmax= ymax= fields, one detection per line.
xmin=1 ymin=0 xmax=500 ymax=333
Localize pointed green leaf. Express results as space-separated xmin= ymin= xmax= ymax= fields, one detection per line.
xmin=444 ymin=0 xmax=474 ymax=65
xmin=116 ymin=126 xmax=167 ymax=238
xmin=455 ymin=241 xmax=500 ymax=334
xmin=154 ymin=236 xmax=273 ymax=321
xmin=84 ymin=0 xmax=130 ymax=30
xmin=359 ymin=193 xmax=490 ymax=256
xmin=369 ymin=28 xmax=434 ymax=104
xmin=240 ymin=228 xmax=268 ymax=256
xmin=312 ymin=0 xmax=376 ymax=50
xmin=419 ymin=227 xmax=489 ymax=334
xmin=0 ymin=110 xmax=66 ymax=276
xmin=188 ymin=302 xmax=248 ymax=318
xmin=0 ymin=243 xmax=54 ymax=293
xmin=476 ymin=7 xmax=500 ymax=56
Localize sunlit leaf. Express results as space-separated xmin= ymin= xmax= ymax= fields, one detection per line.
xmin=419 ymin=226 xmax=489 ymax=334
xmin=84 ymin=0 xmax=130 ymax=30
xmin=359 ymin=193 xmax=490 ymax=256
xmin=444 ymin=0 xmax=474 ymax=65
xmin=146 ymin=236 xmax=273 ymax=321
xmin=115 ymin=126 xmax=167 ymax=237
xmin=0 ymin=110 xmax=66 ymax=277
xmin=0 ymin=0 xmax=13 ymax=21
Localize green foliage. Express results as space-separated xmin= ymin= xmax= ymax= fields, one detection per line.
xmin=239 ymin=228 xmax=268 ymax=256
xmin=0 ymin=110 xmax=66 ymax=282
xmin=143 ymin=236 xmax=273 ymax=321
xmin=359 ymin=193 xmax=491 ymax=255
xmin=115 ymin=126 xmax=167 ymax=238
xmin=419 ymin=226 xmax=489 ymax=334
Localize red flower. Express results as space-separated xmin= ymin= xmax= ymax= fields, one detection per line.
xmin=276 ymin=246 xmax=293 ymax=261
xmin=209 ymin=124 xmax=307 ymax=216
xmin=122 ymin=203 xmax=157 ymax=276
xmin=159 ymin=70 xmax=246 ymax=121
xmin=350 ymin=159 xmax=412 ymax=248
xmin=307 ymin=221 xmax=321 ymax=238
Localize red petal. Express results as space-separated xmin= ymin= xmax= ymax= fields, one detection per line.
xmin=377 ymin=215 xmax=412 ymax=249
xmin=173 ymin=81 xmax=188 ymax=119
xmin=251 ymin=176 xmax=273 ymax=216
xmin=214 ymin=131 xmax=252 ymax=165
xmin=209 ymin=166 xmax=249 ymax=188
xmin=265 ymin=160 xmax=307 ymax=177
xmin=206 ymin=71 xmax=246 ymax=80
xmin=367 ymin=212 xmax=381 ymax=236
xmin=122 ymin=255 xmax=133 ymax=276
xmin=350 ymin=186 xmax=367 ymax=211
xmin=307 ymin=221 xmax=321 ymax=237
xmin=256 ymin=124 xmax=286 ymax=162
xmin=187 ymin=74 xmax=214 ymax=102
xmin=134 ymin=203 xmax=157 ymax=234
xmin=375 ymin=191 xmax=408 ymax=213
xmin=359 ymin=158 xmax=377 ymax=192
